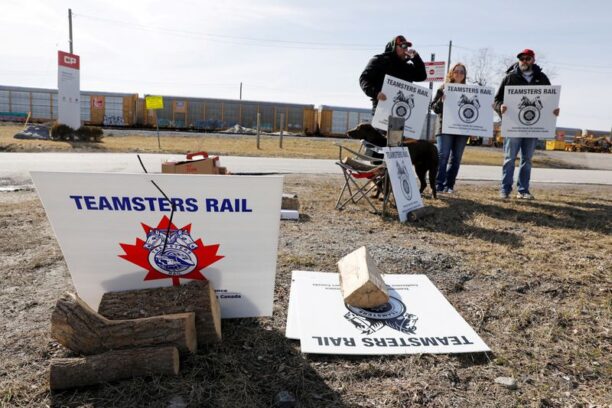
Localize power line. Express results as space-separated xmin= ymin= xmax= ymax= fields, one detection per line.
xmin=74 ymin=13 xmax=447 ymax=50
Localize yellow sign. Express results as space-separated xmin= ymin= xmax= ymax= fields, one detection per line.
xmin=145 ymin=95 xmax=164 ymax=110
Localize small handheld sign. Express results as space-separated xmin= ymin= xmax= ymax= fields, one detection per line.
xmin=145 ymin=95 xmax=164 ymax=148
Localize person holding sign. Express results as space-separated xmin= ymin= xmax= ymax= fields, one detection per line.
xmin=360 ymin=35 xmax=427 ymax=115
xmin=430 ymin=63 xmax=469 ymax=193
xmin=494 ymin=49 xmax=560 ymax=200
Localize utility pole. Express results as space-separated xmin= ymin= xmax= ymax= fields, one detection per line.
xmin=239 ymin=82 xmax=242 ymax=100
xmin=68 ymin=9 xmax=74 ymax=53
xmin=447 ymin=40 xmax=452 ymax=72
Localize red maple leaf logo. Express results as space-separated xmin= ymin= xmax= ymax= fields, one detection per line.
xmin=119 ymin=215 xmax=224 ymax=286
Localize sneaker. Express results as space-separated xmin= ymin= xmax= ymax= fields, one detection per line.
xmin=517 ymin=192 xmax=535 ymax=200
xmin=445 ymin=188 xmax=454 ymax=194
xmin=499 ymin=191 xmax=510 ymax=199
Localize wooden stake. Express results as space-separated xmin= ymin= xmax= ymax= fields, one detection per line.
xmin=51 ymin=292 xmax=197 ymax=355
xmin=49 ymin=346 xmax=179 ymax=390
xmin=337 ymin=246 xmax=389 ymax=308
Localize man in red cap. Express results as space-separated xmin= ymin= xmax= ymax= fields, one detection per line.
xmin=360 ymin=35 xmax=427 ymax=115
xmin=494 ymin=49 xmax=560 ymax=200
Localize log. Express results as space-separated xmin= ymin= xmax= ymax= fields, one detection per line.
xmin=49 ymin=346 xmax=179 ymax=390
xmin=51 ymin=292 xmax=197 ymax=355
xmin=281 ymin=193 xmax=300 ymax=211
xmin=407 ymin=206 xmax=435 ymax=222
xmin=98 ymin=280 xmax=221 ymax=345
xmin=337 ymin=246 xmax=389 ymax=308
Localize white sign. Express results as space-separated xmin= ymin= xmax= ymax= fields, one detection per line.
xmin=57 ymin=51 xmax=81 ymax=129
xmin=286 ymin=271 xmax=490 ymax=355
xmin=372 ymin=75 xmax=431 ymax=139
xmin=501 ymin=85 xmax=561 ymax=139
xmin=31 ymin=172 xmax=283 ymax=318
xmin=383 ymin=147 xmax=423 ymax=222
xmin=442 ymin=84 xmax=495 ymax=137
xmin=424 ymin=61 xmax=446 ymax=82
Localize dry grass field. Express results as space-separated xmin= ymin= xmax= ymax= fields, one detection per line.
xmin=0 ymin=175 xmax=610 ymax=407
xmin=0 ymin=122 xmax=610 ymax=407
xmin=0 ymin=124 xmax=575 ymax=168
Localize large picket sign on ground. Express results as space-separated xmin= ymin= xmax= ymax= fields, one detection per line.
xmin=286 ymin=271 xmax=490 ymax=355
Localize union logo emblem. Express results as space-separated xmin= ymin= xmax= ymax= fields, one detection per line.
xmin=119 ymin=215 xmax=224 ymax=286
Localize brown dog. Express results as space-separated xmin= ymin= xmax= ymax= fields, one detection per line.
xmin=404 ymin=139 xmax=439 ymax=199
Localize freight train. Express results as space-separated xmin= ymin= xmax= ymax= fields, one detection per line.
xmin=0 ymin=84 xmax=371 ymax=137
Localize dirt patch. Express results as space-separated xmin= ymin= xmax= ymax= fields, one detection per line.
xmin=0 ymin=177 xmax=610 ymax=407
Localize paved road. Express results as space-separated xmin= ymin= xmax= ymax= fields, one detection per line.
xmin=0 ymin=152 xmax=610 ymax=188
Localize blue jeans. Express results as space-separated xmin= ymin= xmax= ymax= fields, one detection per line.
xmin=436 ymin=134 xmax=469 ymax=191
xmin=501 ymin=137 xmax=537 ymax=194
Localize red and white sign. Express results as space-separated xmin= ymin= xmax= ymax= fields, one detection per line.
xmin=58 ymin=51 xmax=80 ymax=70
xmin=57 ymin=50 xmax=81 ymax=129
xmin=424 ymin=61 xmax=446 ymax=82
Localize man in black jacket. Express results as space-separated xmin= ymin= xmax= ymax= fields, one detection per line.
xmin=360 ymin=35 xmax=427 ymax=115
xmin=494 ymin=48 xmax=560 ymax=200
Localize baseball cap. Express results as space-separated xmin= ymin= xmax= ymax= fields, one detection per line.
xmin=516 ymin=49 xmax=535 ymax=59
xmin=395 ymin=35 xmax=413 ymax=47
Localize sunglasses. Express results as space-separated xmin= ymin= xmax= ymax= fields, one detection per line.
xmin=398 ymin=43 xmax=410 ymax=49
xmin=519 ymin=56 xmax=533 ymax=62
xmin=453 ymin=70 xmax=466 ymax=74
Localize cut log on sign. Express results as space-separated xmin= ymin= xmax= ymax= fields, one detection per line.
xmin=98 ymin=280 xmax=221 ymax=345
xmin=51 ymin=292 xmax=197 ymax=355
xmin=337 ymin=246 xmax=389 ymax=308
xmin=49 ymin=346 xmax=179 ymax=390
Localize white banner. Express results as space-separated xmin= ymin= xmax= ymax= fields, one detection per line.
xmin=31 ymin=172 xmax=283 ymax=318
xmin=57 ymin=51 xmax=81 ymax=129
xmin=383 ymin=147 xmax=423 ymax=222
xmin=501 ymin=85 xmax=561 ymax=139
xmin=442 ymin=84 xmax=495 ymax=137
xmin=372 ymin=75 xmax=431 ymax=139
xmin=286 ymin=271 xmax=490 ymax=355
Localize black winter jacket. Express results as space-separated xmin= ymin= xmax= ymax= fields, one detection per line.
xmin=494 ymin=63 xmax=551 ymax=115
xmin=359 ymin=41 xmax=426 ymax=111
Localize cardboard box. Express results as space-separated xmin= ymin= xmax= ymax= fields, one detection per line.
xmin=162 ymin=152 xmax=222 ymax=175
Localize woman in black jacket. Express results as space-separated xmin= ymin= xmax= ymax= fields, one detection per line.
xmin=430 ymin=63 xmax=469 ymax=193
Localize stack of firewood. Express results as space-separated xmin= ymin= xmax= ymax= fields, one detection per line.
xmin=49 ymin=280 xmax=221 ymax=390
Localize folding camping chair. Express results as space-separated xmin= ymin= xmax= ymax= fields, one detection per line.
xmin=335 ymin=143 xmax=387 ymax=213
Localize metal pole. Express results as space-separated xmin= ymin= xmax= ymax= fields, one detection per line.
xmin=447 ymin=40 xmax=452 ymax=72
xmin=68 ymin=9 xmax=73 ymax=53
xmin=425 ymin=53 xmax=435 ymax=141
xmin=256 ymin=112 xmax=261 ymax=149
xmin=279 ymin=113 xmax=284 ymax=148
xmin=239 ymin=82 xmax=242 ymax=100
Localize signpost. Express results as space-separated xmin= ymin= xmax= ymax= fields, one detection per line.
xmin=57 ymin=50 xmax=81 ymax=129
xmin=145 ymin=95 xmax=164 ymax=149
xmin=424 ymin=61 xmax=446 ymax=82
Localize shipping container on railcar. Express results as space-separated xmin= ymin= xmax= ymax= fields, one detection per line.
xmin=139 ymin=94 xmax=315 ymax=134
xmin=317 ymin=105 xmax=371 ymax=137
xmin=0 ymin=85 xmax=137 ymax=127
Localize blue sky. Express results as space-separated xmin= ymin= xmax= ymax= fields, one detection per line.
xmin=1 ymin=0 xmax=611 ymax=130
